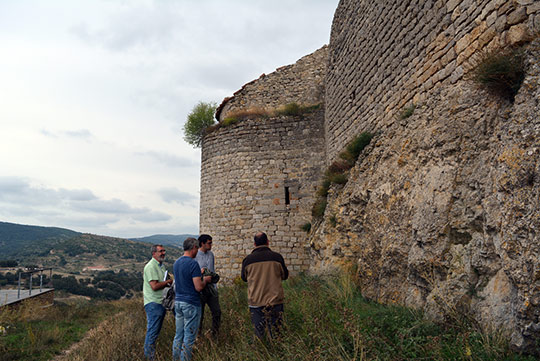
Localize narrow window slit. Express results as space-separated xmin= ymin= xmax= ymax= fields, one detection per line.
xmin=284 ymin=186 xmax=290 ymax=205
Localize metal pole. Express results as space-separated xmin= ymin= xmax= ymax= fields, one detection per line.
xmin=40 ymin=270 xmax=43 ymax=292
xmin=29 ymin=272 xmax=32 ymax=296
xmin=17 ymin=272 xmax=21 ymax=299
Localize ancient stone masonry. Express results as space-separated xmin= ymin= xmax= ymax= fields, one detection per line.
xmin=201 ymin=47 xmax=328 ymax=281
xmin=326 ymin=0 xmax=540 ymax=161
xmin=216 ymin=46 xmax=328 ymax=121
xmin=312 ymin=0 xmax=540 ymax=353
xmin=200 ymin=108 xmax=326 ymax=281
xmin=200 ymin=0 xmax=540 ymax=353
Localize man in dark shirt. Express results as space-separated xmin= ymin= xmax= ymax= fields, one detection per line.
xmin=172 ymin=238 xmax=211 ymax=361
xmin=241 ymin=232 xmax=288 ymax=339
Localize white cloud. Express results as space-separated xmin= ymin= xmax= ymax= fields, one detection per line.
xmin=0 ymin=0 xmax=337 ymax=238
xmin=157 ymin=188 xmax=198 ymax=206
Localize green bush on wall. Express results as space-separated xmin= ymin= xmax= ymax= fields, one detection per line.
xmin=183 ymin=101 xmax=217 ymax=147
xmin=300 ymin=222 xmax=312 ymax=233
xmin=311 ymin=132 xmax=374 ymax=219
xmin=468 ymin=47 xmax=526 ymax=102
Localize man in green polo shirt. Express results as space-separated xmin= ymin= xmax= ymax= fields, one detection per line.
xmin=143 ymin=244 xmax=173 ymax=360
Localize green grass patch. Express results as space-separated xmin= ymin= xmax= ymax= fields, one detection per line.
xmin=0 ymin=299 xmax=127 ymax=361
xmin=222 ymin=116 xmax=239 ymax=126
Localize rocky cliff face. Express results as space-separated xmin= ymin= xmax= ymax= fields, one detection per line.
xmin=310 ymin=40 xmax=540 ymax=352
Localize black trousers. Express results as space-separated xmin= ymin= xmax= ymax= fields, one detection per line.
xmin=249 ymin=303 xmax=284 ymax=339
xmin=199 ymin=289 xmax=221 ymax=335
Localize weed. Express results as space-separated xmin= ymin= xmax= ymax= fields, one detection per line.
xmin=327 ymin=172 xmax=348 ymax=185
xmin=300 ymin=222 xmax=311 ymax=233
xmin=312 ymin=198 xmax=327 ymax=218
xmin=222 ymin=116 xmax=239 ymax=126
xmin=276 ymin=102 xmax=301 ymax=116
xmin=316 ymin=179 xmax=331 ymax=198
xmin=329 ymin=215 xmax=337 ymax=227
xmin=312 ymin=132 xmax=373 ymax=221
xmin=328 ymin=159 xmax=353 ymax=174
xmin=400 ymin=104 xmax=416 ymax=119
xmin=343 ymin=132 xmax=373 ymax=162
xmin=224 ymin=107 xmax=268 ymax=121
xmin=467 ymin=47 xmax=526 ymax=102
xmin=274 ymin=102 xmax=322 ymax=116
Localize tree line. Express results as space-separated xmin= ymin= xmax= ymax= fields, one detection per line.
xmin=0 ymin=269 xmax=142 ymax=300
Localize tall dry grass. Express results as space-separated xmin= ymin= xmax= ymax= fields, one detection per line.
xmin=2 ymin=273 xmax=536 ymax=361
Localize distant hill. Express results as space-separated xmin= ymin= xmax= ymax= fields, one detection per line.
xmin=130 ymin=234 xmax=197 ymax=247
xmin=0 ymin=221 xmax=183 ymax=273
xmin=0 ymin=221 xmax=81 ymax=257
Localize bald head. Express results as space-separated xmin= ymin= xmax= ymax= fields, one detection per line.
xmin=254 ymin=232 xmax=268 ymax=246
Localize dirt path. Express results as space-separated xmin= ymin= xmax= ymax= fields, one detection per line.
xmin=51 ymin=311 xmax=126 ymax=361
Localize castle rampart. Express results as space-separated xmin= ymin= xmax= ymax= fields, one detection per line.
xmin=200 ymin=108 xmax=326 ymax=280
xmin=326 ymin=0 xmax=540 ymax=161
xmin=199 ymin=0 xmax=540 ymax=352
xmin=216 ymin=46 xmax=328 ymax=121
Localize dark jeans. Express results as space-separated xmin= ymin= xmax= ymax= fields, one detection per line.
xmin=199 ymin=289 xmax=221 ymax=336
xmin=249 ymin=304 xmax=284 ymax=339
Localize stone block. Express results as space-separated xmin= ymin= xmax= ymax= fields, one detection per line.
xmin=507 ymin=7 xmax=528 ymax=25
xmin=507 ymin=23 xmax=532 ymax=44
xmin=478 ymin=27 xmax=497 ymax=48
xmin=456 ymin=34 xmax=471 ymax=53
xmin=494 ymin=14 xmax=508 ymax=32
xmin=528 ymin=2 xmax=540 ymax=14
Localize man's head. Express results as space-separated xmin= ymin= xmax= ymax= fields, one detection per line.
xmin=198 ymin=234 xmax=213 ymax=252
xmin=254 ymin=232 xmax=269 ymax=247
xmin=183 ymin=237 xmax=199 ymax=258
xmin=151 ymin=244 xmax=166 ymax=263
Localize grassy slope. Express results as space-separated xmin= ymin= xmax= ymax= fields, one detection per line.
xmin=2 ymin=273 xmax=534 ymax=361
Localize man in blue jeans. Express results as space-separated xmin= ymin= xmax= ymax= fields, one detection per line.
xmin=173 ymin=238 xmax=211 ymax=361
xmin=143 ymin=244 xmax=173 ymax=360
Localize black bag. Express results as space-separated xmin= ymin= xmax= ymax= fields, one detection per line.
xmin=162 ymin=281 xmax=175 ymax=311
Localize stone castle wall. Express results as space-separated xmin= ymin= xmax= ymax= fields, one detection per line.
xmin=199 ymin=0 xmax=540 ymax=352
xmin=200 ymin=108 xmax=326 ymax=280
xmin=216 ymin=46 xmax=328 ymax=121
xmin=326 ymin=0 xmax=540 ymax=161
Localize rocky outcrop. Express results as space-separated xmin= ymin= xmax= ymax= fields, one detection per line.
xmin=200 ymin=0 xmax=540 ymax=353
xmin=310 ymin=40 xmax=540 ymax=353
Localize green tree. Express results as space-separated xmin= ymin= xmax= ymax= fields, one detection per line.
xmin=183 ymin=101 xmax=217 ymax=147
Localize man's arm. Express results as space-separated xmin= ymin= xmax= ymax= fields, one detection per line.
xmin=149 ymin=278 xmax=173 ymax=291
xmin=279 ymin=255 xmax=289 ymax=280
xmin=241 ymin=259 xmax=247 ymax=282
xmin=193 ymin=276 xmax=212 ymax=292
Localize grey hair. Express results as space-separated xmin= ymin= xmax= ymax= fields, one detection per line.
xmin=183 ymin=237 xmax=198 ymax=251
xmin=151 ymin=244 xmax=163 ymax=254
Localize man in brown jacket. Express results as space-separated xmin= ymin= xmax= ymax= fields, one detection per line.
xmin=241 ymin=232 xmax=289 ymax=339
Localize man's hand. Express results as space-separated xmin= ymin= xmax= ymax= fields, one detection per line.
xmin=193 ymin=275 xmax=212 ymax=292
xmin=149 ymin=279 xmax=172 ymax=291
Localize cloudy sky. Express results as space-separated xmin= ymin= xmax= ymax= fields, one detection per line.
xmin=0 ymin=0 xmax=337 ymax=238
